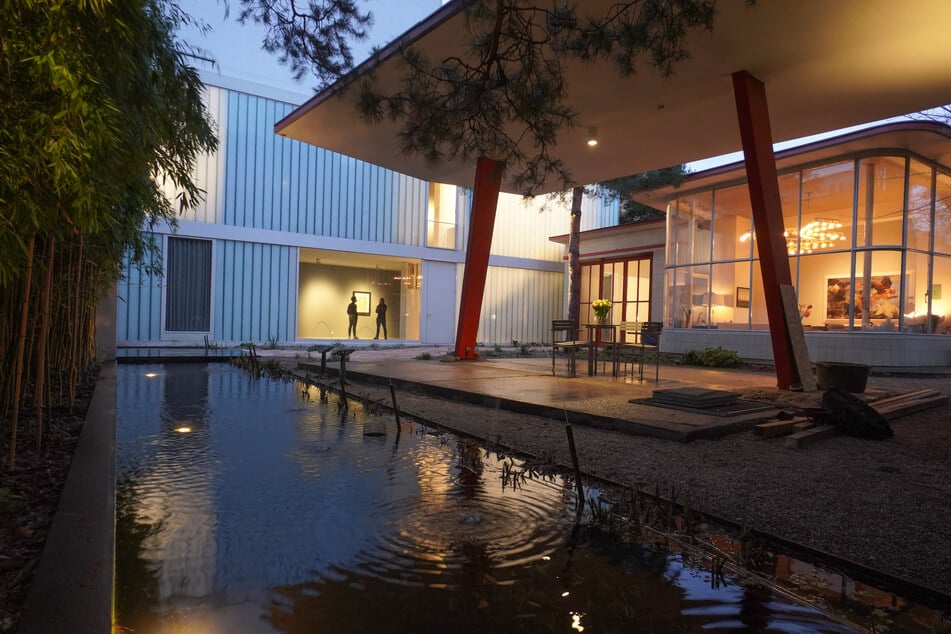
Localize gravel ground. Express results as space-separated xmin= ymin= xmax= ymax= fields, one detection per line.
xmin=281 ymin=355 xmax=951 ymax=601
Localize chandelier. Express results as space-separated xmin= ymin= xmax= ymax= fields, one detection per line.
xmin=739 ymin=217 xmax=846 ymax=254
xmin=784 ymin=218 xmax=846 ymax=254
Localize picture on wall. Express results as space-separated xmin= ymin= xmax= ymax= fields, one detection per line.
xmin=353 ymin=291 xmax=371 ymax=316
xmin=826 ymin=274 xmax=907 ymax=320
xmin=735 ymin=286 xmax=750 ymax=308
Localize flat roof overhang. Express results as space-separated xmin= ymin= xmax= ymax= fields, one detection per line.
xmin=276 ymin=0 xmax=951 ymax=195
xmin=633 ymin=120 xmax=951 ymax=205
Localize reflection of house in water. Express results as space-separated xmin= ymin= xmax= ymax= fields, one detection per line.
xmin=119 ymin=364 xmax=218 ymax=606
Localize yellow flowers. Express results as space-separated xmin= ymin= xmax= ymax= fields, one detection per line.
xmin=592 ymin=298 xmax=612 ymax=322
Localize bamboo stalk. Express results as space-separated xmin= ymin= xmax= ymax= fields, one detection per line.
xmin=8 ymin=235 xmax=36 ymax=467
xmin=34 ymin=237 xmax=56 ymax=452
xmin=69 ymin=234 xmax=84 ymax=410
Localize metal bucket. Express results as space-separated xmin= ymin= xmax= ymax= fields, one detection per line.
xmin=814 ymin=362 xmax=870 ymax=393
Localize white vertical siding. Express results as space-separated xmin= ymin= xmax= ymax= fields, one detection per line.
xmin=117 ymin=237 xmax=164 ymax=342
xmin=477 ymin=267 xmax=564 ymax=344
xmin=213 ymin=239 xmax=297 ymax=343
xmin=181 ymin=88 xmax=430 ymax=246
xmin=460 ymin=190 xmax=619 ymax=261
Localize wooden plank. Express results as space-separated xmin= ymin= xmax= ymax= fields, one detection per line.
xmin=754 ymin=418 xmax=807 ymax=438
xmin=779 ymin=284 xmax=817 ymax=391
xmin=785 ymin=424 xmax=838 ymax=449
xmin=876 ymin=394 xmax=948 ymax=420
xmin=867 ymin=389 xmax=938 ymax=409
xmin=792 ymin=421 xmax=815 ymax=432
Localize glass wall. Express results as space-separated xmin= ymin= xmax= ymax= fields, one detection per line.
xmin=665 ymin=152 xmax=951 ymax=334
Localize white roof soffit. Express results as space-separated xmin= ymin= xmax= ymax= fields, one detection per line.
xmin=276 ymin=0 xmax=951 ymax=196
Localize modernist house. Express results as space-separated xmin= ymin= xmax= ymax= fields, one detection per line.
xmin=115 ymin=75 xmax=618 ymax=350
xmin=612 ymin=122 xmax=950 ymax=368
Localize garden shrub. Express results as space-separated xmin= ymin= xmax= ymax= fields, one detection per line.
xmin=675 ymin=346 xmax=743 ymax=368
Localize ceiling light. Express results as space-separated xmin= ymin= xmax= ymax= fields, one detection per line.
xmin=586 ymin=126 xmax=598 ymax=147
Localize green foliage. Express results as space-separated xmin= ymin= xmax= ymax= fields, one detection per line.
xmin=595 ymin=165 xmax=689 ymax=224
xmin=244 ymin=0 xmax=718 ymax=194
xmin=237 ymin=0 xmax=371 ymax=83
xmin=675 ymin=347 xmax=744 ymax=368
xmin=0 ymin=0 xmax=216 ymax=425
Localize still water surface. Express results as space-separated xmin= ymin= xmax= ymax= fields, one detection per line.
xmin=115 ymin=363 xmax=919 ymax=632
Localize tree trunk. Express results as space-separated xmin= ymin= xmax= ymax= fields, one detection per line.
xmin=8 ymin=234 xmax=36 ymax=467
xmin=567 ymin=186 xmax=583 ymax=339
xmin=34 ymin=237 xmax=55 ymax=452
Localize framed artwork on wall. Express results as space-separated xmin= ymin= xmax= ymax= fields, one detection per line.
xmin=735 ymin=286 xmax=750 ymax=308
xmin=353 ymin=291 xmax=371 ymax=316
xmin=825 ymin=274 xmax=911 ymax=320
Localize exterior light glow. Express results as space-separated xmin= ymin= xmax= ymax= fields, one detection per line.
xmin=586 ymin=126 xmax=598 ymax=147
xmin=145 ymin=372 xmax=159 ymax=378
xmin=175 ymin=426 xmax=192 ymax=434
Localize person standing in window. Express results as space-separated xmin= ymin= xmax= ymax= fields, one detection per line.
xmin=347 ymin=295 xmax=358 ymax=339
xmin=374 ymin=297 xmax=388 ymax=340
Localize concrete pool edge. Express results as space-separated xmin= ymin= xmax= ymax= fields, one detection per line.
xmin=18 ymin=361 xmax=116 ymax=634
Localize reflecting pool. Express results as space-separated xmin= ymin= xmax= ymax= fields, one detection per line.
xmin=114 ymin=363 xmax=938 ymax=633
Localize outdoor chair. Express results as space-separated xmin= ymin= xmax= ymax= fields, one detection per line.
xmin=612 ymin=321 xmax=642 ymax=378
xmin=612 ymin=321 xmax=663 ymax=382
xmin=551 ymin=319 xmax=583 ymax=377
xmin=635 ymin=322 xmax=663 ymax=382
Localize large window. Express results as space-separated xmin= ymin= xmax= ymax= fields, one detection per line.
xmin=165 ymin=237 xmax=212 ymax=332
xmin=427 ymin=183 xmax=457 ymax=249
xmin=665 ymin=152 xmax=951 ymax=334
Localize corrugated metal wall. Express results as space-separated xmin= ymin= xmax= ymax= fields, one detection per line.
xmin=462 ymin=190 xmax=619 ymax=261
xmin=476 ymin=267 xmax=565 ymax=344
xmin=117 ymin=236 xmax=163 ymax=342
xmin=213 ymin=240 xmax=297 ymax=343
xmin=184 ymin=87 xmax=429 ymax=245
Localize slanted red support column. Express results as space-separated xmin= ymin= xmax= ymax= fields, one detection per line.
xmin=732 ymin=70 xmax=803 ymax=389
xmin=454 ymin=157 xmax=504 ymax=359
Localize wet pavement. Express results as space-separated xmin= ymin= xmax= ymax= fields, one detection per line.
xmin=295 ymin=347 xmax=788 ymax=442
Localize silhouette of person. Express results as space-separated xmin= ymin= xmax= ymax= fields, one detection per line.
xmin=374 ymin=297 xmax=388 ymax=339
xmin=347 ymin=295 xmax=358 ymax=339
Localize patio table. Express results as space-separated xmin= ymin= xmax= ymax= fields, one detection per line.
xmin=583 ymin=323 xmax=618 ymax=377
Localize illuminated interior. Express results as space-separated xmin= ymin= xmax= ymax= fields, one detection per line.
xmin=666 ymin=153 xmax=951 ymax=334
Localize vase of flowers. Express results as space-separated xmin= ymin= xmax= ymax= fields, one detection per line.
xmin=592 ymin=298 xmax=612 ymax=324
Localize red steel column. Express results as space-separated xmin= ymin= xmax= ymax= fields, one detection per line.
xmin=732 ymin=70 xmax=797 ymax=388
xmin=454 ymin=157 xmax=504 ymax=359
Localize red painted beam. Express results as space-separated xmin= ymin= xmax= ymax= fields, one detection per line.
xmin=732 ymin=70 xmax=798 ymax=388
xmin=453 ymin=157 xmax=504 ymax=359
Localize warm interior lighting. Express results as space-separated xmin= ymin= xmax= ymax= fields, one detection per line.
xmin=785 ymin=217 xmax=845 ymax=254
xmin=174 ymin=426 xmax=192 ymax=434
xmin=586 ymin=126 xmax=598 ymax=147
xmin=739 ymin=218 xmax=846 ymax=254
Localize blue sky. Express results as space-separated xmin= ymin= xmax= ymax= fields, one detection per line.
xmin=176 ymin=0 xmax=443 ymax=97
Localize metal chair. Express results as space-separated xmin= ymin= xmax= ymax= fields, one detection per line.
xmin=551 ymin=319 xmax=582 ymax=377
xmin=635 ymin=322 xmax=663 ymax=382
xmin=612 ymin=321 xmax=642 ymax=378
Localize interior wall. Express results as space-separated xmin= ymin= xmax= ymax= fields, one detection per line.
xmin=298 ymin=263 xmax=403 ymax=339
